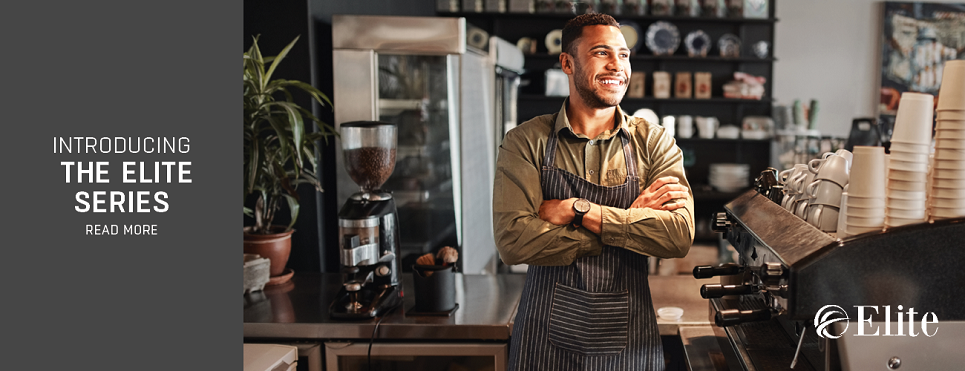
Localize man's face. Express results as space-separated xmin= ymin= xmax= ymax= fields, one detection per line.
xmin=564 ymin=25 xmax=631 ymax=109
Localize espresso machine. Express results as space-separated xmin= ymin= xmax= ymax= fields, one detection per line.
xmin=329 ymin=121 xmax=403 ymax=319
xmin=693 ymin=172 xmax=965 ymax=370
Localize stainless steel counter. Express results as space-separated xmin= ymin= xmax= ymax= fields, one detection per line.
xmin=244 ymin=273 xmax=524 ymax=340
xmin=243 ymin=272 xmax=716 ymax=341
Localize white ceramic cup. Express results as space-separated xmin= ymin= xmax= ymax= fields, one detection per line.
xmin=677 ymin=115 xmax=694 ymax=138
xmin=795 ymin=198 xmax=810 ymax=219
xmin=893 ymin=92 xmax=936 ymax=145
xmin=838 ymin=150 xmax=853 ymax=166
xmin=806 ymin=179 xmax=844 ymax=206
xmin=809 ymin=154 xmax=850 ymax=187
xmin=937 ymin=60 xmax=965 ymax=111
xmin=808 ymin=204 xmax=839 ymax=232
xmin=849 ymin=146 xmax=887 ymax=198
xmin=696 ymin=116 xmax=719 ymax=139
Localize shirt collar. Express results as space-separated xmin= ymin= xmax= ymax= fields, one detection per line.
xmin=554 ymin=98 xmax=629 ymax=140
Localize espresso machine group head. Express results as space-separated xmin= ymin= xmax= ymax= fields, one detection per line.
xmin=330 ymin=122 xmax=403 ymax=319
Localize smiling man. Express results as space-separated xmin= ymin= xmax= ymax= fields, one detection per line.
xmin=492 ymin=13 xmax=695 ymax=371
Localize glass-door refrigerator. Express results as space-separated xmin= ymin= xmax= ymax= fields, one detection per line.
xmin=332 ymin=15 xmax=521 ymax=275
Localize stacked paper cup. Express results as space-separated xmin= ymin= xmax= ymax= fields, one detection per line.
xmin=931 ymin=60 xmax=965 ymax=220
xmin=842 ymin=146 xmax=887 ymax=235
xmin=886 ymin=92 xmax=934 ymax=227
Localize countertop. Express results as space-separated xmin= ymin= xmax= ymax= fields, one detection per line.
xmin=243 ymin=272 xmax=717 ymax=341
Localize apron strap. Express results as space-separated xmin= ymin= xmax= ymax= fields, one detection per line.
xmin=542 ymin=113 xmax=561 ymax=169
xmin=619 ymin=127 xmax=638 ymax=180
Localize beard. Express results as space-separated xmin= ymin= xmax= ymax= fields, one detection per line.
xmin=572 ymin=59 xmax=626 ymax=109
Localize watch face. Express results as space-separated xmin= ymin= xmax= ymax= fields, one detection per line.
xmin=574 ymin=199 xmax=591 ymax=213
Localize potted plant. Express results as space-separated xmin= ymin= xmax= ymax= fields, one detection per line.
xmin=243 ymin=35 xmax=336 ymax=282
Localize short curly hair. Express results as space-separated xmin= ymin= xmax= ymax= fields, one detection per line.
xmin=561 ymin=13 xmax=620 ymax=56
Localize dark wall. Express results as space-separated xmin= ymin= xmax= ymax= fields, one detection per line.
xmin=244 ymin=0 xmax=324 ymax=273
xmin=244 ymin=0 xmax=434 ymax=273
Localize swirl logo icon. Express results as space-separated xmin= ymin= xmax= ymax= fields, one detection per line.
xmin=814 ymin=305 xmax=850 ymax=339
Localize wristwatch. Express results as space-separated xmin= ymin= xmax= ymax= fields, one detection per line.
xmin=572 ymin=198 xmax=591 ymax=227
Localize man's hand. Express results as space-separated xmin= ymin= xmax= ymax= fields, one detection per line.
xmin=538 ymin=198 xmax=576 ymax=225
xmin=630 ymin=176 xmax=689 ymax=211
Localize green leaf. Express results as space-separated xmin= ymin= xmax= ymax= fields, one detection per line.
xmin=282 ymin=194 xmax=300 ymax=231
xmin=272 ymin=101 xmax=305 ymax=169
xmin=265 ymin=36 xmax=299 ymax=83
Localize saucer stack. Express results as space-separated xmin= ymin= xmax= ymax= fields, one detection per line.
xmin=886 ymin=92 xmax=934 ymax=227
xmin=842 ymin=146 xmax=887 ymax=236
xmin=930 ymin=60 xmax=965 ymax=220
xmin=710 ymin=163 xmax=750 ymax=193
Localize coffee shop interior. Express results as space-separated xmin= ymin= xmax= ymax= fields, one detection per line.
xmin=243 ymin=1 xmax=965 ymax=370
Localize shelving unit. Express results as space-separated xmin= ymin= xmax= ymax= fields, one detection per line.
xmin=443 ymin=2 xmax=777 ymax=242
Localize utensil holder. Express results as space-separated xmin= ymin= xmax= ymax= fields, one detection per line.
xmin=411 ymin=264 xmax=456 ymax=313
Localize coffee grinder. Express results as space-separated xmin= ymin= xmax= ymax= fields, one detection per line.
xmin=329 ymin=121 xmax=403 ymax=319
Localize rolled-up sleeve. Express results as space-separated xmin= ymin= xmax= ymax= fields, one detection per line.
xmin=599 ymin=124 xmax=694 ymax=259
xmin=492 ymin=129 xmax=601 ymax=266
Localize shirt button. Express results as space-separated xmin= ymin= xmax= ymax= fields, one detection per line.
xmin=589 ymin=170 xmax=595 ymax=175
xmin=588 ymin=140 xmax=595 ymax=145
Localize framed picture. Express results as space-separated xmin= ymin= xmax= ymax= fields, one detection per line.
xmin=879 ymin=2 xmax=965 ymax=129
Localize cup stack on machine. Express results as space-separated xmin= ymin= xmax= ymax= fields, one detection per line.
xmin=769 ymin=60 xmax=965 ymax=239
xmin=931 ymin=60 xmax=965 ymax=221
xmin=886 ymin=92 xmax=932 ymax=227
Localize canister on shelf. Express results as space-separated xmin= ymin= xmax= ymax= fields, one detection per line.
xmin=675 ymin=72 xmax=693 ymax=98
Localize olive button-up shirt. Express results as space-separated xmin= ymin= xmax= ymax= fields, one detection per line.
xmin=492 ymin=103 xmax=695 ymax=266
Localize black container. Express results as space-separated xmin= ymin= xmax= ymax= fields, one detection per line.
xmin=411 ymin=264 xmax=456 ymax=313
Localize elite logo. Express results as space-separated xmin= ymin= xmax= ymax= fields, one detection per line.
xmin=814 ymin=305 xmax=850 ymax=339
xmin=813 ymin=305 xmax=940 ymax=339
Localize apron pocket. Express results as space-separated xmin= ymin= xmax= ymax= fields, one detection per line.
xmin=548 ymin=283 xmax=629 ymax=356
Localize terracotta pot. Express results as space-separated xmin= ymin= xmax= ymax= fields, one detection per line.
xmin=243 ymin=226 xmax=294 ymax=277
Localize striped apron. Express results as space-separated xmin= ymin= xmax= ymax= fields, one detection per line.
xmin=508 ymin=124 xmax=664 ymax=371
